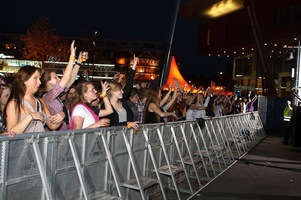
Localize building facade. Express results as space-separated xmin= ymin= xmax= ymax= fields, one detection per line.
xmin=0 ymin=33 xmax=164 ymax=82
xmin=180 ymin=0 xmax=301 ymax=97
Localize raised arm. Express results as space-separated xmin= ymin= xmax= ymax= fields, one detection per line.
xmin=149 ymin=102 xmax=177 ymax=119
xmin=164 ymin=82 xmax=179 ymax=110
xmin=122 ymin=54 xmax=138 ymax=100
xmin=99 ymin=81 xmax=113 ymax=117
xmin=60 ymin=40 xmax=77 ymax=89
xmin=160 ymin=84 xmax=172 ymax=107
xmin=67 ymin=51 xmax=87 ymax=88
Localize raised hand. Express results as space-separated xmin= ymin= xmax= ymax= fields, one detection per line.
xmin=100 ymin=81 xmax=110 ymax=95
xmin=132 ymin=54 xmax=139 ymax=70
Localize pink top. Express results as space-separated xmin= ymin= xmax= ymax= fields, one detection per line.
xmin=42 ymin=83 xmax=68 ymax=130
xmin=69 ymin=103 xmax=99 ymax=130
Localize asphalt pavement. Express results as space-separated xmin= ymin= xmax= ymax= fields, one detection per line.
xmin=189 ymin=134 xmax=301 ymax=200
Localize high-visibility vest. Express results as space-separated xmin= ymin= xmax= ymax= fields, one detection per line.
xmin=283 ymin=107 xmax=292 ymax=121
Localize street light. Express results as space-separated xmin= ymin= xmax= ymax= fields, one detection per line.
xmin=284 ymin=40 xmax=301 ymax=105
xmin=92 ymin=31 xmax=97 ymax=81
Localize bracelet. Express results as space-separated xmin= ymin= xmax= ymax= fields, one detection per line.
xmin=29 ymin=113 xmax=33 ymax=120
xmin=69 ymin=55 xmax=75 ymax=61
xmin=75 ymin=61 xmax=82 ymax=66
xmin=127 ymin=122 xmax=131 ymax=129
xmin=99 ymin=93 xmax=107 ymax=99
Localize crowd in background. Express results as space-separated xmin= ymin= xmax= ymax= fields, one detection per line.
xmin=0 ymin=40 xmax=258 ymax=136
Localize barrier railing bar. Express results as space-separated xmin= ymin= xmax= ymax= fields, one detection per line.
xmin=179 ymin=124 xmax=202 ymax=188
xmin=225 ymin=117 xmax=242 ymax=156
xmin=210 ymin=120 xmax=228 ymax=167
xmin=196 ymin=123 xmax=217 ymax=176
xmin=232 ymin=116 xmax=247 ymax=152
xmin=121 ymin=128 xmax=147 ymax=199
xmin=219 ymin=118 xmax=235 ymax=161
xmin=67 ymin=133 xmax=89 ymax=200
xmin=216 ymin=119 xmax=234 ymax=163
xmin=156 ymin=126 xmax=182 ymax=200
xmin=142 ymin=127 xmax=167 ymax=200
xmin=211 ymin=120 xmax=229 ymax=167
xmin=31 ymin=136 xmax=53 ymax=200
xmin=0 ymin=112 xmax=266 ymax=200
xmin=169 ymin=125 xmax=193 ymax=194
xmin=100 ymin=131 xmax=123 ymax=198
xmin=188 ymin=123 xmax=211 ymax=181
xmin=0 ymin=141 xmax=9 ymax=200
xmin=204 ymin=122 xmax=223 ymax=171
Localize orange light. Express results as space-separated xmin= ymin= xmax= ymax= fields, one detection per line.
xmin=163 ymin=56 xmax=192 ymax=91
xmin=116 ymin=58 xmax=127 ymax=65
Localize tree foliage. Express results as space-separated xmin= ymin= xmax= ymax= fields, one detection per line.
xmin=20 ymin=16 xmax=68 ymax=62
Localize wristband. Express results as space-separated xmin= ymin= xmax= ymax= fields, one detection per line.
xmin=99 ymin=93 xmax=107 ymax=99
xmin=69 ymin=55 xmax=75 ymax=61
xmin=127 ymin=122 xmax=131 ymax=129
xmin=75 ymin=61 xmax=82 ymax=66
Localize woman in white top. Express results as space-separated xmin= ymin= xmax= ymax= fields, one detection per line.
xmin=187 ymin=94 xmax=206 ymax=119
xmin=67 ymin=81 xmax=112 ymax=129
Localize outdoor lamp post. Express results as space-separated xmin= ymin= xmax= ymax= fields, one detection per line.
xmin=284 ymin=40 xmax=301 ymax=106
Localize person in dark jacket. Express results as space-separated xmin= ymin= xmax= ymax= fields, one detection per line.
xmin=102 ymin=55 xmax=139 ymax=130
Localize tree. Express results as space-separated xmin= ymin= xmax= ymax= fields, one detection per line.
xmin=20 ymin=16 xmax=68 ymax=62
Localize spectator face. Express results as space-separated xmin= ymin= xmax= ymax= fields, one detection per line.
xmin=112 ymin=88 xmax=124 ymax=100
xmin=67 ymin=88 xmax=76 ymax=99
xmin=24 ymin=70 xmax=41 ymax=94
xmin=0 ymin=86 xmax=11 ymax=108
xmin=84 ymin=84 xmax=98 ymax=103
xmin=130 ymin=94 xmax=139 ymax=104
xmin=140 ymin=82 xmax=148 ymax=88
xmin=177 ymin=93 xmax=182 ymax=102
xmin=48 ymin=72 xmax=61 ymax=87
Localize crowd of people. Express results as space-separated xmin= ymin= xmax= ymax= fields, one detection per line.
xmin=0 ymin=40 xmax=259 ymax=136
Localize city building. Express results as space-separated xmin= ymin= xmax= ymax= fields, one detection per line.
xmin=0 ymin=33 xmax=164 ymax=82
xmin=180 ymin=0 xmax=301 ymax=97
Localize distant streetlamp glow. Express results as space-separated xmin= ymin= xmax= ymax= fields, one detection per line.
xmin=205 ymin=0 xmax=244 ymax=18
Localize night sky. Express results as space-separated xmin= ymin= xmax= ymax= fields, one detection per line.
xmin=1 ymin=0 xmax=232 ymax=78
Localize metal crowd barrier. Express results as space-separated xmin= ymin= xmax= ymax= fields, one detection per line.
xmin=0 ymin=112 xmax=266 ymax=200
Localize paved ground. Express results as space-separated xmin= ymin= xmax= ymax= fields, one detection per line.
xmin=189 ymin=134 xmax=301 ymax=200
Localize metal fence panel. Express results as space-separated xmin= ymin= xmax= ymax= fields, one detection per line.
xmin=0 ymin=112 xmax=265 ymax=200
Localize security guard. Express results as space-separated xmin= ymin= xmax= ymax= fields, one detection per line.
xmin=282 ymin=100 xmax=293 ymax=144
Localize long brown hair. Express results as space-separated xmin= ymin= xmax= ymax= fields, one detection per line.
xmin=38 ymin=69 xmax=56 ymax=97
xmin=6 ymin=65 xmax=41 ymax=118
xmin=0 ymin=84 xmax=12 ymax=112
xmin=66 ymin=81 xmax=93 ymax=111
xmin=143 ymin=87 xmax=161 ymax=123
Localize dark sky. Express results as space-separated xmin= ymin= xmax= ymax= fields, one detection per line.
xmin=1 ymin=0 xmax=232 ymax=78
